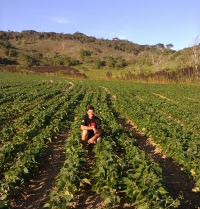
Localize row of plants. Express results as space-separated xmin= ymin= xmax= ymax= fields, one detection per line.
xmin=44 ymin=83 xmax=94 ymax=208
xmin=110 ymin=83 xmax=200 ymax=132
xmin=0 ymin=85 xmax=82 ymax=171
xmin=100 ymin=81 xmax=200 ymax=192
xmin=134 ymin=83 xmax=200 ymax=130
xmin=1 ymin=72 xmax=198 ymax=208
xmin=0 ymin=79 xmax=71 ymax=121
xmin=140 ymin=92 xmax=200 ymax=132
xmin=0 ymin=82 xmax=86 ymax=208
xmin=0 ymin=83 xmax=79 ymax=146
xmin=92 ymin=87 xmax=179 ymax=208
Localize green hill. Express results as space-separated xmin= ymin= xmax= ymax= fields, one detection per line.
xmin=0 ymin=30 xmax=199 ymax=81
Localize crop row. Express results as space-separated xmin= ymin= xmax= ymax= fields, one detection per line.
xmin=0 ymin=80 xmax=71 ymax=122
xmin=0 ymin=85 xmax=83 ymax=172
xmin=124 ymin=84 xmax=200 ymax=132
xmin=0 ymin=83 xmax=85 ymax=208
xmin=45 ymin=84 xmax=93 ymax=208
xmin=93 ymin=87 xmax=179 ymax=208
xmin=100 ymin=81 xmax=200 ymax=192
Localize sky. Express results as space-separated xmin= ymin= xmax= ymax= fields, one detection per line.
xmin=0 ymin=0 xmax=199 ymax=51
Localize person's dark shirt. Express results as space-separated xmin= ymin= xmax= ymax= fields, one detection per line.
xmin=81 ymin=114 xmax=101 ymax=129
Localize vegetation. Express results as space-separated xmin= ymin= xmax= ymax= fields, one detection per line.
xmin=0 ymin=30 xmax=199 ymax=82
xmin=1 ymin=72 xmax=200 ymax=208
xmin=45 ymin=86 xmax=180 ymax=208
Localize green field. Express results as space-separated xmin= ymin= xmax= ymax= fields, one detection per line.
xmin=0 ymin=72 xmax=200 ymax=208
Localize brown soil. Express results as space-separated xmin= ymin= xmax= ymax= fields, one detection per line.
xmin=157 ymin=109 xmax=183 ymax=125
xmin=151 ymin=92 xmax=179 ymax=103
xmin=117 ymin=118 xmax=200 ymax=209
xmin=11 ymin=138 xmax=106 ymax=209
xmin=11 ymin=132 xmax=69 ymax=209
xmin=100 ymin=86 xmax=117 ymax=101
xmin=62 ymin=81 xmax=74 ymax=92
xmin=4 ymin=82 xmax=75 ymax=208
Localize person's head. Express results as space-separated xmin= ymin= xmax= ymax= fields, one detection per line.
xmin=87 ymin=106 xmax=95 ymax=119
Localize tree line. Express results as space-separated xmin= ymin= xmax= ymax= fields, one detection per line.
xmin=0 ymin=30 xmax=174 ymax=55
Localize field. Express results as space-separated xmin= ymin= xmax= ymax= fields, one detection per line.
xmin=0 ymin=72 xmax=200 ymax=209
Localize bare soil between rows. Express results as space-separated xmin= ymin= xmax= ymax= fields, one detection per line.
xmin=73 ymin=145 xmax=104 ymax=209
xmin=11 ymin=132 xmax=69 ymax=209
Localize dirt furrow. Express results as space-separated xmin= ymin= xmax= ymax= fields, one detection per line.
xmin=74 ymin=145 xmax=104 ymax=209
xmin=11 ymin=132 xmax=69 ymax=209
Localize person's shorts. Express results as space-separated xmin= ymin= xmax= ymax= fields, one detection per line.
xmin=88 ymin=130 xmax=94 ymax=139
xmin=81 ymin=130 xmax=94 ymax=139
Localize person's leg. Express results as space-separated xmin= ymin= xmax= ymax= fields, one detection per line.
xmin=88 ymin=129 xmax=102 ymax=144
xmin=81 ymin=130 xmax=89 ymax=146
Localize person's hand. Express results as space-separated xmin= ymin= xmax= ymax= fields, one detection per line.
xmin=88 ymin=138 xmax=96 ymax=144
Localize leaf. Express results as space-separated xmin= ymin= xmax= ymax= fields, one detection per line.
xmin=24 ymin=167 xmax=29 ymax=173
xmin=158 ymin=187 xmax=168 ymax=195
xmin=192 ymin=187 xmax=200 ymax=192
xmin=43 ymin=203 xmax=50 ymax=208
xmin=136 ymin=203 xmax=150 ymax=209
xmin=64 ymin=190 xmax=70 ymax=195
xmin=82 ymin=178 xmax=91 ymax=185
xmin=0 ymin=194 xmax=7 ymax=201
xmin=190 ymin=169 xmax=196 ymax=176
xmin=47 ymin=137 xmax=51 ymax=142
xmin=171 ymin=200 xmax=181 ymax=208
xmin=104 ymin=197 xmax=111 ymax=205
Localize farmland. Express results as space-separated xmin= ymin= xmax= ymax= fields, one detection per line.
xmin=0 ymin=72 xmax=200 ymax=209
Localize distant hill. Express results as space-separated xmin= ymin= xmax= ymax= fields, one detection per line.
xmin=0 ymin=30 xmax=199 ymax=81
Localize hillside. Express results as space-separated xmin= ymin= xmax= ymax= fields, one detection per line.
xmin=0 ymin=30 xmax=199 ymax=81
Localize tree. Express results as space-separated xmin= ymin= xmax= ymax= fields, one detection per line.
xmin=63 ymin=56 xmax=70 ymax=66
xmin=94 ymin=59 xmax=104 ymax=69
xmin=79 ymin=48 xmax=92 ymax=59
xmin=19 ymin=53 xmax=36 ymax=68
xmin=62 ymin=42 xmax=65 ymax=50
xmin=166 ymin=44 xmax=174 ymax=49
xmin=9 ymin=49 xmax=17 ymax=57
xmin=0 ymin=57 xmax=9 ymax=64
xmin=106 ymin=56 xmax=116 ymax=68
xmin=155 ymin=43 xmax=165 ymax=49
xmin=151 ymin=50 xmax=165 ymax=72
xmin=115 ymin=57 xmax=127 ymax=68
xmin=0 ymin=40 xmax=12 ymax=50
xmin=112 ymin=37 xmax=119 ymax=41
xmin=190 ymin=36 xmax=200 ymax=81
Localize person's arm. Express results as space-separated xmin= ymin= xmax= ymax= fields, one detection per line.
xmin=80 ymin=115 xmax=95 ymax=131
xmin=95 ymin=118 xmax=102 ymax=134
xmin=81 ymin=125 xmax=94 ymax=131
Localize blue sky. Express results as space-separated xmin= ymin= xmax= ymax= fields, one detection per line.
xmin=0 ymin=0 xmax=199 ymax=51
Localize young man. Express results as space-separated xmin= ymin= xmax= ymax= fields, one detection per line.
xmin=81 ymin=106 xmax=102 ymax=145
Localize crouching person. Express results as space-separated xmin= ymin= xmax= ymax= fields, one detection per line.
xmin=81 ymin=106 xmax=102 ymax=146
